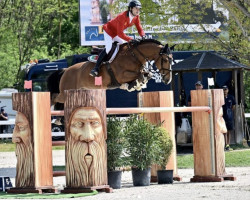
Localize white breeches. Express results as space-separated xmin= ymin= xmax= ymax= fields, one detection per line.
xmin=104 ymin=31 xmax=126 ymax=54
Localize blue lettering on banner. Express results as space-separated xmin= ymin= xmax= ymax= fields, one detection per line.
xmin=85 ymin=26 xmax=104 ymax=41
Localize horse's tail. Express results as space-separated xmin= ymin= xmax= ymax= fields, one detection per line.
xmin=47 ymin=69 xmax=65 ymax=104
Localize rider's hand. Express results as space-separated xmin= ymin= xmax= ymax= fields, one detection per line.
xmin=141 ymin=35 xmax=146 ymax=40
xmin=130 ymin=39 xmax=140 ymax=45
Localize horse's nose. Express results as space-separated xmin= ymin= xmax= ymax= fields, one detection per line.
xmin=166 ymin=73 xmax=172 ymax=85
xmin=162 ymin=73 xmax=172 ymax=85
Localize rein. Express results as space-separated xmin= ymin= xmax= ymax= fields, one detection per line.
xmin=155 ymin=50 xmax=173 ymax=74
xmin=128 ymin=43 xmax=172 ymax=75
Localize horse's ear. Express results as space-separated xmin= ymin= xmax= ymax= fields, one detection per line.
xmin=170 ymin=44 xmax=176 ymax=51
xmin=163 ymin=44 xmax=169 ymax=53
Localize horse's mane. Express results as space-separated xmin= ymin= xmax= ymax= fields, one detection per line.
xmin=136 ymin=39 xmax=162 ymax=45
xmin=119 ymin=39 xmax=162 ymax=54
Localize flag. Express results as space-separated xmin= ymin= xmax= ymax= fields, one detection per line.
xmin=95 ymin=76 xmax=102 ymax=86
xmin=24 ymin=80 xmax=32 ymax=90
xmin=208 ymin=78 xmax=214 ymax=86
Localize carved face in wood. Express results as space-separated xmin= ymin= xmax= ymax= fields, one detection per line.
xmin=12 ymin=112 xmax=34 ymax=187
xmin=69 ymin=108 xmax=104 ymax=143
xmin=66 ymin=107 xmax=107 ymax=187
xmin=12 ymin=112 xmax=32 ymax=146
xmin=217 ymin=107 xmax=227 ymax=134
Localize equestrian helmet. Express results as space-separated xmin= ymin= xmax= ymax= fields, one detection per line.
xmin=128 ymin=0 xmax=142 ymax=8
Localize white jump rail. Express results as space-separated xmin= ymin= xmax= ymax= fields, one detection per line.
xmin=0 ymin=119 xmax=65 ymax=139
xmin=0 ymin=119 xmax=15 ymax=125
xmin=0 ymin=106 xmax=212 ymax=139
xmin=0 ymin=132 xmax=65 ymax=139
xmin=0 ymin=119 xmax=15 ymax=138
xmin=51 ymin=106 xmax=211 ymax=116
xmin=106 ymin=106 xmax=211 ymax=115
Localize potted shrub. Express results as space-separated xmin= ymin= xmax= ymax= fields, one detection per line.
xmin=155 ymin=126 xmax=173 ymax=184
xmin=124 ymin=115 xmax=160 ymax=186
xmin=107 ymin=116 xmax=125 ymax=189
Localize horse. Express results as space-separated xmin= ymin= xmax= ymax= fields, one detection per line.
xmin=47 ymin=39 xmax=173 ymax=104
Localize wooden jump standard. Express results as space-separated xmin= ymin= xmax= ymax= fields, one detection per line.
xmin=139 ymin=90 xmax=235 ymax=182
xmin=8 ymin=92 xmax=56 ymax=194
xmin=9 ymin=89 xmax=235 ymax=195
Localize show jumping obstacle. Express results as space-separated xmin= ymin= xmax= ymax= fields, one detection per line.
xmin=8 ymin=89 xmax=235 ymax=194
xmin=61 ymin=89 xmax=112 ymax=193
xmin=8 ymin=92 xmax=56 ymax=194
xmin=140 ymin=91 xmax=180 ymax=182
xmin=190 ymin=89 xmax=236 ymax=182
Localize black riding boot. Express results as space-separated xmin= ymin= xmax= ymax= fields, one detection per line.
xmin=90 ymin=49 xmax=107 ymax=77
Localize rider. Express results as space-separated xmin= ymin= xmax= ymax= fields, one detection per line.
xmin=89 ymin=0 xmax=146 ymax=77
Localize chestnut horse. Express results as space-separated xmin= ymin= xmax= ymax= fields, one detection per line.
xmin=47 ymin=39 xmax=173 ymax=104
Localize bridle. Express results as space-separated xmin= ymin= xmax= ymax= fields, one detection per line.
xmin=155 ymin=48 xmax=173 ymax=76
xmin=128 ymin=43 xmax=172 ymax=77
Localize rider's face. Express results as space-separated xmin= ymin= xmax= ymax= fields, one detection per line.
xmin=131 ymin=7 xmax=140 ymax=16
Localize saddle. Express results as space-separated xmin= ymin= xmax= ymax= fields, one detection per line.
xmin=88 ymin=42 xmax=119 ymax=64
xmin=88 ymin=42 xmax=121 ymax=88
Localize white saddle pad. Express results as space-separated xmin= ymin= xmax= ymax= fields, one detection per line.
xmin=88 ymin=45 xmax=120 ymax=64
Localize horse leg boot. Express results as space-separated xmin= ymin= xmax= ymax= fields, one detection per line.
xmin=89 ymin=49 xmax=107 ymax=77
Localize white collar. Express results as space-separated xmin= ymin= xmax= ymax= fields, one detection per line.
xmin=129 ymin=11 xmax=135 ymax=23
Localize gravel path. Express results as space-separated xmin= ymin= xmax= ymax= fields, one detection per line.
xmin=1 ymin=150 xmax=250 ymax=200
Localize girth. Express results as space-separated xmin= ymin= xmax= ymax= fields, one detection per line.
xmin=105 ymin=63 xmax=121 ymax=89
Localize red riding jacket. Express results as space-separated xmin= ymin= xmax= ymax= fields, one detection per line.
xmin=103 ymin=11 xmax=145 ymax=42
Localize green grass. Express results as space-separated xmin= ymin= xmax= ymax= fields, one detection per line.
xmin=1 ymin=140 xmax=250 ymax=169
xmin=225 ymin=150 xmax=250 ymax=167
xmin=0 ymin=140 xmax=64 ymax=152
xmin=0 ymin=140 xmax=15 ymax=152
xmin=0 ymin=191 xmax=97 ymax=199
xmin=54 ymin=149 xmax=250 ymax=171
xmin=177 ymin=149 xmax=250 ymax=168
xmin=53 ymin=165 xmax=65 ymax=171
xmin=52 ymin=146 xmax=65 ymax=150
xmin=177 ymin=154 xmax=194 ymax=169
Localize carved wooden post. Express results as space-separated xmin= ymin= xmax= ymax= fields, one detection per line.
xmin=61 ymin=89 xmax=111 ymax=193
xmin=191 ymin=89 xmax=236 ymax=182
xmin=8 ymin=92 xmax=55 ymax=194
xmin=140 ymin=91 xmax=181 ymax=181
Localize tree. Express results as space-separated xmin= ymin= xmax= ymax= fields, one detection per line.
xmin=0 ymin=0 xmax=55 ymax=89
xmin=111 ymin=0 xmax=249 ymax=64
xmin=0 ymin=0 xmax=90 ymax=90
xmin=100 ymin=0 xmax=109 ymax=23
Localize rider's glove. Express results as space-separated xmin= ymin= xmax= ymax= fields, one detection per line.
xmin=141 ymin=35 xmax=146 ymax=40
xmin=130 ymin=39 xmax=140 ymax=45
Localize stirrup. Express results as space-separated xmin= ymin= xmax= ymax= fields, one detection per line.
xmin=89 ymin=69 xmax=99 ymax=77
